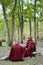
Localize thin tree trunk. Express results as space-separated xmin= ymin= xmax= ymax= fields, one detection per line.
xmin=18 ymin=0 xmax=24 ymax=44
xmin=9 ymin=14 xmax=15 ymax=46
xmin=29 ymin=19 xmax=32 ymax=37
xmin=20 ymin=21 xmax=24 ymax=44
xmin=34 ymin=0 xmax=37 ymax=44
xmin=37 ymin=21 xmax=39 ymax=39
xmin=17 ymin=27 xmax=20 ymax=42
xmin=10 ymin=0 xmax=17 ymax=46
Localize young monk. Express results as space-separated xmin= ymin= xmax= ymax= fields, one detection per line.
xmin=24 ymin=37 xmax=36 ymax=57
xmin=26 ymin=37 xmax=36 ymax=52
xmin=9 ymin=41 xmax=25 ymax=61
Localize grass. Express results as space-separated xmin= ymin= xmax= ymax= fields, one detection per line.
xmin=0 ymin=43 xmax=43 ymax=65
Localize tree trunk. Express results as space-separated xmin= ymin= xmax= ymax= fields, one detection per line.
xmin=18 ymin=14 xmax=24 ymax=44
xmin=9 ymin=0 xmax=17 ymax=46
xmin=0 ymin=40 xmax=2 ymax=46
xmin=29 ymin=19 xmax=32 ymax=37
xmin=34 ymin=0 xmax=37 ymax=44
xmin=9 ymin=14 xmax=15 ymax=46
xmin=36 ymin=21 xmax=39 ymax=39
xmin=17 ymin=27 xmax=20 ymax=42
xmin=20 ymin=21 xmax=24 ymax=44
xmin=18 ymin=0 xmax=24 ymax=44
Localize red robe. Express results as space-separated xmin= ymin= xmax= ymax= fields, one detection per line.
xmin=24 ymin=39 xmax=36 ymax=57
xmin=26 ymin=40 xmax=36 ymax=52
xmin=9 ymin=43 xmax=25 ymax=61
xmin=24 ymin=46 xmax=32 ymax=57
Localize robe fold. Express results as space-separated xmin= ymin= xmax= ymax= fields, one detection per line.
xmin=24 ymin=47 xmax=32 ymax=57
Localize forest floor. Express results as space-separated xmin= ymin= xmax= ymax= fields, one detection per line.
xmin=0 ymin=40 xmax=43 ymax=65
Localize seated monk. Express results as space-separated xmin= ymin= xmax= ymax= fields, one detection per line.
xmin=26 ymin=37 xmax=36 ymax=52
xmin=9 ymin=42 xmax=25 ymax=61
xmin=24 ymin=37 xmax=36 ymax=57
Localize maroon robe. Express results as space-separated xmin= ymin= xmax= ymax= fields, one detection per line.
xmin=24 ymin=37 xmax=36 ymax=57
xmin=26 ymin=39 xmax=36 ymax=52
xmin=28 ymin=41 xmax=36 ymax=52
xmin=9 ymin=43 xmax=25 ymax=61
xmin=24 ymin=46 xmax=32 ymax=57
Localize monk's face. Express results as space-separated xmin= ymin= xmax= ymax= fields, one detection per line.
xmin=28 ymin=37 xmax=32 ymax=41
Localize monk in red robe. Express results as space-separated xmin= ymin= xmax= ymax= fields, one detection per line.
xmin=9 ymin=43 xmax=25 ymax=61
xmin=24 ymin=37 xmax=36 ymax=57
xmin=26 ymin=37 xmax=36 ymax=52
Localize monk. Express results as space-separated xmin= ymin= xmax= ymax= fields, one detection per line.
xmin=9 ymin=42 xmax=25 ymax=61
xmin=24 ymin=37 xmax=36 ymax=57
xmin=26 ymin=37 xmax=36 ymax=52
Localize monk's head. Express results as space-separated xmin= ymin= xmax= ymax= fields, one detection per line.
xmin=28 ymin=37 xmax=32 ymax=41
xmin=15 ymin=40 xmax=20 ymax=44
